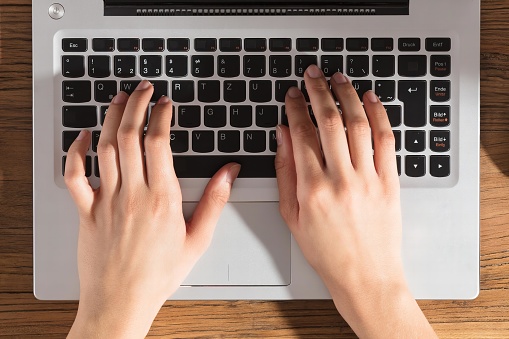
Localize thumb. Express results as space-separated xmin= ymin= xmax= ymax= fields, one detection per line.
xmin=64 ymin=130 xmax=95 ymax=216
xmin=186 ymin=163 xmax=241 ymax=252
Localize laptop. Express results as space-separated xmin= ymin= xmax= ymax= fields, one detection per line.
xmin=33 ymin=0 xmax=480 ymax=300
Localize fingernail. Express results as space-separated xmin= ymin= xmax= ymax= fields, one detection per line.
xmin=332 ymin=72 xmax=348 ymax=84
xmin=157 ymin=95 xmax=171 ymax=104
xmin=135 ymin=80 xmax=152 ymax=91
xmin=366 ymin=90 xmax=379 ymax=103
xmin=226 ymin=164 xmax=241 ymax=185
xmin=112 ymin=91 xmax=128 ymax=104
xmin=287 ymin=87 xmax=302 ymax=99
xmin=76 ymin=130 xmax=89 ymax=141
xmin=306 ymin=64 xmax=323 ymax=78
xmin=276 ymin=125 xmax=283 ymax=146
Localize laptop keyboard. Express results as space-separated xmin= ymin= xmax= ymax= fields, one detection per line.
xmin=60 ymin=36 xmax=452 ymax=180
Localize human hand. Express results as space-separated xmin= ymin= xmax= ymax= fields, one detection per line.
xmin=65 ymin=81 xmax=240 ymax=338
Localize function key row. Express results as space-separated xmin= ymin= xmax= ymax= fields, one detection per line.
xmin=62 ymin=37 xmax=451 ymax=53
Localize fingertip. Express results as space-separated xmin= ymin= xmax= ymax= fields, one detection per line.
xmin=364 ymin=90 xmax=380 ymax=104
xmin=225 ymin=163 xmax=241 ymax=185
xmin=287 ymin=86 xmax=302 ymax=99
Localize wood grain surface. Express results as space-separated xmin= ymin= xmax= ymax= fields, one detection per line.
xmin=1 ymin=1 xmax=508 ymax=337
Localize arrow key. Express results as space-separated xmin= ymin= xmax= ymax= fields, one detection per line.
xmin=430 ymin=155 xmax=450 ymax=177
xmin=405 ymin=155 xmax=426 ymax=177
xmin=405 ymin=130 xmax=426 ymax=152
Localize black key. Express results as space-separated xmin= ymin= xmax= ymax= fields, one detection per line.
xmin=405 ymin=130 xmax=426 ymax=152
xmin=178 ymin=106 xmax=201 ymax=127
xmin=218 ymin=131 xmax=241 ymax=153
xmin=346 ymin=55 xmax=369 ymax=77
xmin=373 ymin=55 xmax=395 ymax=78
xmin=396 ymin=156 xmax=401 ymax=176
xmin=321 ymin=38 xmax=343 ymax=52
xmin=269 ymin=130 xmax=278 ymax=152
xmin=219 ymin=38 xmax=242 ymax=52
xmin=94 ymin=80 xmax=117 ymax=103
xmin=321 ymin=55 xmax=343 ymax=77
xmin=398 ymin=55 xmax=427 ymax=77
xmin=375 ymin=80 xmax=395 ymax=102
xmin=399 ymin=38 xmax=421 ymax=51
xmin=269 ymin=38 xmax=291 ymax=52
xmin=385 ymin=105 xmax=401 ymax=127
xmin=430 ymin=55 xmax=451 ymax=77
xmin=218 ymin=55 xmax=240 ymax=78
xmin=371 ymin=38 xmax=393 ymax=52
xmin=256 ymin=106 xmax=279 ymax=127
xmin=195 ymin=38 xmax=217 ymax=52
xmin=117 ymin=38 xmax=140 ymax=52
xmin=171 ymin=105 xmax=175 ymax=127
xmin=88 ymin=56 xmax=111 ymax=78
xmin=398 ymin=80 xmax=427 ymax=127
xmin=62 ymin=106 xmax=97 ymax=128
xmin=100 ymin=106 xmax=109 ymax=125
xmin=192 ymin=131 xmax=215 ymax=153
xmin=352 ymin=80 xmax=372 ymax=100
xmin=92 ymin=38 xmax=115 ymax=52
xmin=191 ymin=55 xmax=214 ymax=78
xmin=346 ymin=38 xmax=368 ymax=52
xmin=62 ymin=56 xmax=85 ymax=78
xmin=430 ymin=156 xmax=450 ymax=177
xmin=204 ymin=106 xmax=227 ymax=127
xmin=230 ymin=106 xmax=253 ymax=128
xmin=394 ymin=131 xmax=401 ymax=152
xmin=430 ymin=105 xmax=450 ymax=127
xmin=430 ymin=130 xmax=450 ymax=152
xmin=62 ymin=131 xmax=80 ymax=152
xmin=173 ymin=155 xmax=276 ymax=178
xmin=120 ymin=80 xmax=140 ymax=95
xmin=94 ymin=156 xmax=100 ymax=177
xmin=249 ymin=80 xmax=272 ymax=103
xmin=301 ymin=81 xmax=310 ymax=102
xmin=170 ymin=131 xmax=189 ymax=153
xmin=275 ymin=80 xmax=298 ymax=102
xmin=296 ymin=38 xmax=319 ymax=52
xmin=198 ymin=80 xmax=220 ymax=103
xmin=295 ymin=55 xmax=318 ymax=77
xmin=281 ymin=106 xmax=289 ymax=127
xmin=92 ymin=131 xmax=100 ymax=152
xmin=172 ymin=80 xmax=194 ymax=103
xmin=430 ymin=80 xmax=451 ymax=102
xmin=140 ymin=55 xmax=162 ymax=77
xmin=166 ymin=55 xmax=188 ymax=77
xmin=426 ymin=38 xmax=451 ymax=52
xmin=114 ymin=55 xmax=136 ymax=78
xmin=142 ymin=38 xmax=164 ymax=52
xmin=150 ymin=81 xmax=168 ymax=102
xmin=63 ymin=81 xmax=91 ymax=103
xmin=62 ymin=38 xmax=87 ymax=52
xmin=269 ymin=55 xmax=292 ymax=78
xmin=168 ymin=38 xmax=190 ymax=52
xmin=244 ymin=55 xmax=266 ymax=78
xmin=244 ymin=38 xmax=267 ymax=52
xmin=405 ymin=156 xmax=426 ymax=177
xmin=244 ymin=131 xmax=266 ymax=153
xmin=224 ymin=80 xmax=246 ymax=103
xmin=63 ymin=156 xmax=91 ymax=177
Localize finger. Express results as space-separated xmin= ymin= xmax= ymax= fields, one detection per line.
xmin=304 ymin=65 xmax=351 ymax=173
xmin=186 ymin=163 xmax=241 ymax=253
xmin=145 ymin=96 xmax=179 ymax=192
xmin=274 ymin=125 xmax=299 ymax=227
xmin=64 ymin=130 xmax=95 ymax=216
xmin=330 ymin=73 xmax=374 ymax=171
xmin=363 ymin=91 xmax=399 ymax=182
xmin=117 ymin=80 xmax=154 ymax=187
xmin=285 ymin=86 xmax=323 ymax=181
xmin=96 ymin=91 xmax=129 ymax=194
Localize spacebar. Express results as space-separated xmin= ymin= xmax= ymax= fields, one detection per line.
xmin=173 ymin=155 xmax=276 ymax=178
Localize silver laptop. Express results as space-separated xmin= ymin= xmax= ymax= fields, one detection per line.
xmin=33 ymin=0 xmax=480 ymax=300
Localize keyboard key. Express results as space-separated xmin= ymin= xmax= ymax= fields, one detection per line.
xmin=430 ymin=55 xmax=451 ymax=77
xmin=100 ymin=106 xmax=108 ymax=125
xmin=192 ymin=55 xmax=214 ymax=77
xmin=430 ymin=80 xmax=451 ymax=102
xmin=295 ymin=55 xmax=318 ymax=77
xmin=92 ymin=38 xmax=115 ymax=52
xmin=398 ymin=55 xmax=427 ymax=77
xmin=62 ymin=156 xmax=91 ymax=177
xmin=269 ymin=38 xmax=292 ymax=52
xmin=198 ymin=80 xmax=220 ymax=103
xmin=296 ymin=38 xmax=319 ymax=51
xmin=114 ymin=55 xmax=136 ymax=78
xmin=168 ymin=38 xmax=190 ymax=52
xmin=117 ymin=38 xmax=140 ymax=52
xmin=120 ymin=80 xmax=140 ymax=95
xmin=178 ymin=106 xmax=201 ymax=128
xmin=166 ymin=55 xmax=188 ymax=77
xmin=430 ymin=105 xmax=450 ymax=127
xmin=426 ymin=38 xmax=451 ymax=52
xmin=244 ymin=38 xmax=267 ymax=52
xmin=385 ymin=105 xmax=401 ymax=127
xmin=371 ymin=38 xmax=394 ymax=52
xmin=62 ymin=131 xmax=81 ymax=152
xmin=398 ymin=80 xmax=427 ymax=127
xmin=63 ymin=81 xmax=91 ymax=103
xmin=430 ymin=130 xmax=450 ymax=152
xmin=88 ymin=56 xmax=111 ymax=78
xmin=218 ymin=131 xmax=241 ymax=153
xmin=275 ymin=80 xmax=298 ymax=102
xmin=281 ymin=106 xmax=289 ymax=127
xmin=140 ymin=55 xmax=163 ymax=77
xmin=230 ymin=106 xmax=253 ymax=128
xmin=192 ymin=131 xmax=215 ymax=153
xmin=394 ymin=131 xmax=401 ymax=152
xmin=62 ymin=56 xmax=85 ymax=78
xmin=94 ymin=80 xmax=117 ymax=103
xmin=195 ymin=38 xmax=217 ymax=52
xmin=173 ymin=155 xmax=276 ymax=178
xmin=375 ymin=80 xmax=395 ymax=102
xmin=398 ymin=38 xmax=420 ymax=51
xmin=256 ymin=105 xmax=279 ymax=127
xmin=224 ymin=80 xmax=246 ymax=103
xmin=142 ymin=38 xmax=164 ymax=52
xmin=62 ymin=106 xmax=97 ymax=128
xmin=244 ymin=55 xmax=266 ymax=78
xmin=204 ymin=106 xmax=227 ymax=128
xmin=218 ymin=55 xmax=241 ymax=78
xmin=405 ymin=130 xmax=426 ymax=152
xmin=170 ymin=131 xmax=189 ymax=153
xmin=150 ymin=80 xmax=168 ymax=102
xmin=244 ymin=131 xmax=266 ymax=153
xmin=269 ymin=130 xmax=277 ymax=152
xmin=430 ymin=155 xmax=450 ymax=177
xmin=346 ymin=55 xmax=369 ymax=77
xmin=172 ymin=80 xmax=195 ymax=103
xmin=405 ymin=156 xmax=426 ymax=177
xmin=219 ymin=38 xmax=242 ymax=52
xmin=321 ymin=38 xmax=344 ymax=52
xmin=396 ymin=156 xmax=401 ymax=176
xmin=269 ymin=55 xmax=292 ymax=78
xmin=352 ymin=80 xmax=372 ymax=100
xmin=92 ymin=131 xmax=100 ymax=152
xmin=62 ymin=38 xmax=87 ymax=52
xmin=301 ymin=81 xmax=310 ymax=102
xmin=321 ymin=55 xmax=343 ymax=77
xmin=249 ymin=80 xmax=272 ymax=103
xmin=346 ymin=38 xmax=368 ymax=52
xmin=372 ymin=55 xmax=395 ymax=78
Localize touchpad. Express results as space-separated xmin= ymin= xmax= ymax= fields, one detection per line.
xmin=182 ymin=202 xmax=291 ymax=286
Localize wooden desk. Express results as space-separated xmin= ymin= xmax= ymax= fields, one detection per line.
xmin=1 ymin=1 xmax=508 ymax=337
